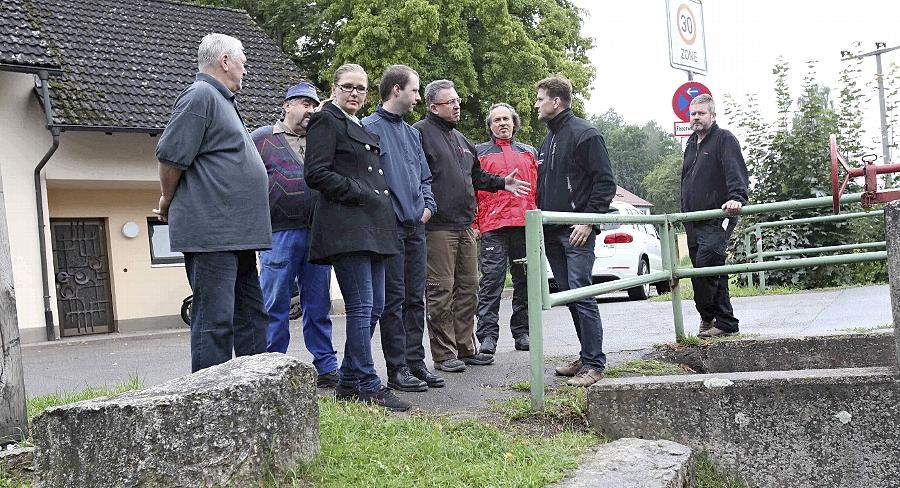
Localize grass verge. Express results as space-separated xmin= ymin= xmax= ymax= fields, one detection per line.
xmin=275 ymin=397 xmax=597 ymax=487
xmin=652 ymin=281 xmax=802 ymax=302
xmin=672 ymin=332 xmax=761 ymax=347
xmin=844 ymin=324 xmax=894 ymax=333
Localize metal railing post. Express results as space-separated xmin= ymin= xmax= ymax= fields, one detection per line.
xmin=524 ymin=210 xmax=545 ymax=411
xmin=744 ymin=231 xmax=754 ymax=287
xmin=666 ymin=222 xmax=686 ymax=341
xmin=755 ymin=223 xmax=766 ymax=292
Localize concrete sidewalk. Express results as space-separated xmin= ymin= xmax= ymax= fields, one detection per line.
xmin=21 ymin=285 xmax=892 ymax=411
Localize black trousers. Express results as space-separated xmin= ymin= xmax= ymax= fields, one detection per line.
xmin=476 ymin=227 xmax=529 ymax=342
xmin=380 ymin=223 xmax=428 ymax=374
xmin=684 ymin=218 xmax=739 ymax=332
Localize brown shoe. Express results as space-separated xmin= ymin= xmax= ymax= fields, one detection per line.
xmin=566 ymin=368 xmax=604 ymax=387
xmin=555 ymin=359 xmax=582 ymax=377
xmin=698 ymin=326 xmax=737 ymax=339
xmin=699 ymin=319 xmax=714 ymax=334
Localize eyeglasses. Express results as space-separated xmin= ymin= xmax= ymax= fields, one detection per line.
xmin=434 ymin=98 xmax=462 ymax=106
xmin=337 ymin=84 xmax=368 ymax=94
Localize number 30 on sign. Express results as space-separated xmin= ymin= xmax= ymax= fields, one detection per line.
xmin=666 ymin=0 xmax=707 ymax=74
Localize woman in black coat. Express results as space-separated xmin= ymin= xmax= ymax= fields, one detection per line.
xmin=304 ymin=64 xmax=407 ymax=412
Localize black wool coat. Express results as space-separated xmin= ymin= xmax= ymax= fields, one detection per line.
xmin=304 ymin=102 xmax=399 ymax=264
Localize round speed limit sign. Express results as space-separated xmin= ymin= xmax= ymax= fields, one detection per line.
xmin=676 ymin=4 xmax=697 ymax=45
xmin=666 ymin=0 xmax=707 ymax=74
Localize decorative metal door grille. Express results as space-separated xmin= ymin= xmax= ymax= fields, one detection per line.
xmin=50 ymin=219 xmax=114 ymax=336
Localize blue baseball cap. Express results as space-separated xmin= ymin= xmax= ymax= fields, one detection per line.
xmin=284 ymin=81 xmax=319 ymax=103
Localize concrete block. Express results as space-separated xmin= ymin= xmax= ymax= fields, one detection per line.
xmin=32 ymin=353 xmax=319 ymax=488
xmin=885 ymin=200 xmax=900 ymax=369
xmin=552 ymin=438 xmax=695 ymax=488
xmin=645 ymin=332 xmax=896 ymax=373
xmin=587 ymin=367 xmax=900 ymax=488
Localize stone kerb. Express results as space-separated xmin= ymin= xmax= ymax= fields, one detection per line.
xmin=587 ymin=367 xmax=900 ymax=488
xmin=551 ymin=438 xmax=695 ymax=488
xmin=885 ymin=200 xmax=900 ymax=370
xmin=31 ymin=353 xmax=319 ymax=488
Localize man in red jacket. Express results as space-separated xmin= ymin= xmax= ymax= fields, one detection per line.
xmin=474 ymin=103 xmax=538 ymax=354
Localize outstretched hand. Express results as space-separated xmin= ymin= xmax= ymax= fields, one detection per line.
xmin=503 ymin=168 xmax=532 ymax=196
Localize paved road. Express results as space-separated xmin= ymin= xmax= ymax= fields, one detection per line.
xmin=21 ymin=285 xmax=893 ymax=412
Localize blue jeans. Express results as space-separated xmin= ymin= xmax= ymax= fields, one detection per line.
xmin=381 ymin=223 xmax=428 ymax=373
xmin=544 ymin=228 xmax=607 ymax=371
xmin=184 ymin=250 xmax=267 ymax=373
xmin=332 ymin=254 xmax=385 ymax=393
xmin=259 ymin=229 xmax=338 ymax=375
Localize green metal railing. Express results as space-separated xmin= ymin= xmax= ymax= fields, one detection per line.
xmin=741 ymin=210 xmax=884 ymax=290
xmin=525 ymin=192 xmax=887 ymax=410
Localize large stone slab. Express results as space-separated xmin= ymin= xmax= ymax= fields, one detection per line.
xmin=885 ymin=200 xmax=900 ymax=369
xmin=587 ymin=367 xmax=900 ymax=488
xmin=552 ymin=438 xmax=694 ymax=488
xmin=32 ymin=353 xmax=319 ymax=488
xmin=645 ymin=331 xmax=896 ymax=373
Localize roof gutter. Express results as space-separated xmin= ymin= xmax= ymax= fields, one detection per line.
xmin=34 ymin=70 xmax=60 ymax=341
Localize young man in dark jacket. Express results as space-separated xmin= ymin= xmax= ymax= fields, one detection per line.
xmin=534 ymin=75 xmax=616 ymax=387
xmin=413 ymin=79 xmax=531 ymax=373
xmin=681 ymin=94 xmax=749 ymax=338
xmin=362 ymin=65 xmax=443 ymax=392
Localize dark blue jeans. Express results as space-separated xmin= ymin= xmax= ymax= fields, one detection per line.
xmin=380 ymin=223 xmax=427 ymax=373
xmin=259 ymin=229 xmax=337 ymax=375
xmin=332 ymin=254 xmax=385 ymax=393
xmin=544 ymin=227 xmax=607 ymax=372
xmin=184 ymin=250 xmax=267 ymax=373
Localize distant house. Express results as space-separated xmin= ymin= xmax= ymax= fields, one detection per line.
xmin=0 ymin=0 xmax=301 ymax=343
xmin=613 ymin=186 xmax=653 ymax=214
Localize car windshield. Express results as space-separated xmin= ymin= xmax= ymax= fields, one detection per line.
xmin=600 ymin=209 xmax=621 ymax=231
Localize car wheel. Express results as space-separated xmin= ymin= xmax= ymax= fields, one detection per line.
xmin=627 ymin=259 xmax=650 ymax=300
xmin=180 ymin=296 xmax=192 ymax=327
xmin=655 ymin=278 xmax=672 ymax=294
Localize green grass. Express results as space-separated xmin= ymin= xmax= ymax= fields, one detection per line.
xmin=276 ymin=397 xmax=598 ymax=487
xmin=604 ymin=359 xmax=683 ymax=377
xmin=26 ymin=375 xmax=141 ymax=422
xmin=652 ymin=281 xmax=802 ymax=302
xmin=696 ymin=453 xmax=750 ymax=488
xmin=844 ymin=324 xmax=894 ymax=333
xmin=671 ymin=333 xmax=761 ymax=347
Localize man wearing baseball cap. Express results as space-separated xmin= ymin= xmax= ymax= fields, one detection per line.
xmin=251 ymin=81 xmax=340 ymax=388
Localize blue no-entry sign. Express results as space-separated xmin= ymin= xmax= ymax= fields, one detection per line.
xmin=671 ymin=81 xmax=711 ymax=122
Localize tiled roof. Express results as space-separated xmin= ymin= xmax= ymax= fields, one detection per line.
xmin=3 ymin=0 xmax=299 ymax=131
xmin=613 ymin=186 xmax=653 ymax=207
xmin=0 ymin=0 xmax=60 ymax=70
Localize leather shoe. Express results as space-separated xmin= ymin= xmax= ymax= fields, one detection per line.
xmin=555 ymin=359 xmax=582 ymax=377
xmin=434 ymin=358 xmax=466 ymax=372
xmin=699 ymin=319 xmax=714 ymax=334
xmin=566 ymin=368 xmax=604 ymax=387
xmin=316 ymin=370 xmax=339 ymax=388
xmin=411 ymin=367 xmax=445 ymax=388
xmin=460 ymin=353 xmax=494 ymax=366
xmin=387 ymin=368 xmax=428 ymax=392
xmin=480 ymin=336 xmax=497 ymax=355
xmin=514 ymin=335 xmax=530 ymax=351
xmin=698 ymin=326 xmax=737 ymax=338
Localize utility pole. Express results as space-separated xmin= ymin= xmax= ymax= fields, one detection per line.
xmin=842 ymin=43 xmax=900 ymax=186
xmin=0 ymin=165 xmax=27 ymax=444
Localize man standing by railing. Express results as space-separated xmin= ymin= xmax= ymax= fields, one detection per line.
xmin=534 ymin=75 xmax=617 ymax=387
xmin=681 ymin=94 xmax=749 ymax=338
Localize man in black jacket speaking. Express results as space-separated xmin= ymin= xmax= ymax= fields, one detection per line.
xmin=534 ymin=75 xmax=617 ymax=387
xmin=681 ymin=94 xmax=749 ymax=338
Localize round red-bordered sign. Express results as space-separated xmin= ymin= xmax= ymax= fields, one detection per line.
xmin=671 ymin=81 xmax=711 ymax=122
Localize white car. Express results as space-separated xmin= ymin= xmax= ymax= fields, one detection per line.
xmin=547 ymin=201 xmax=670 ymax=300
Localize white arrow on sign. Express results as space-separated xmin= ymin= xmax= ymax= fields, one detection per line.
xmin=686 ymin=87 xmax=699 ymax=96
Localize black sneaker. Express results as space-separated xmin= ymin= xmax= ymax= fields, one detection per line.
xmin=514 ymin=335 xmax=530 ymax=351
xmin=335 ymin=383 xmax=358 ymax=401
xmin=460 ymin=353 xmax=494 ymax=366
xmin=360 ymin=386 xmax=411 ymax=412
xmin=317 ymin=370 xmax=339 ymax=388
xmin=480 ymin=336 xmax=497 ymax=355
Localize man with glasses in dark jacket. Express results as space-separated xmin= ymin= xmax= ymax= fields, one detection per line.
xmin=362 ymin=65 xmax=443 ymax=392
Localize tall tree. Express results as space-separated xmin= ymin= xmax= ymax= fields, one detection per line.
xmin=194 ymin=0 xmax=596 ymax=146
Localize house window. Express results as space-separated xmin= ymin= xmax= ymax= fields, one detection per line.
xmin=147 ymin=219 xmax=184 ymax=265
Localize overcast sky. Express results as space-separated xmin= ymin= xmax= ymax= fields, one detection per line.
xmin=570 ymin=0 xmax=900 ymax=150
